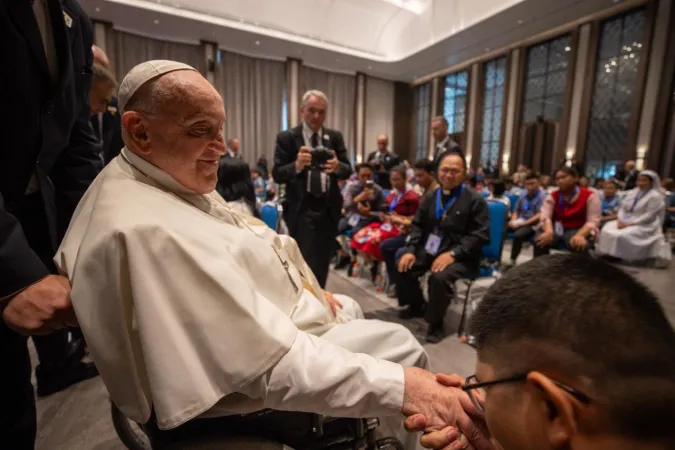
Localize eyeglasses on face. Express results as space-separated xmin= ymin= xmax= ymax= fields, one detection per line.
xmin=461 ymin=373 xmax=591 ymax=416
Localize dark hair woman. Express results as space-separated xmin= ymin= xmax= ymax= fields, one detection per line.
xmin=216 ymin=158 xmax=259 ymax=218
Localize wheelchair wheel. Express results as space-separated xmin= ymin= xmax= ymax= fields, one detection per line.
xmin=111 ymin=401 xmax=152 ymax=450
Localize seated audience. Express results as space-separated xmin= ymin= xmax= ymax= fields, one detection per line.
xmin=251 ymin=166 xmax=266 ymax=203
xmin=383 ymin=159 xmax=439 ymax=297
xmin=535 ymin=167 xmax=600 ymax=256
xmin=406 ymin=254 xmax=675 ymax=450
xmin=487 ymin=178 xmax=511 ymax=214
xmin=216 ymin=158 xmax=259 ymax=217
xmin=351 ymin=166 xmax=420 ymax=281
xmin=504 ymin=176 xmax=521 ymax=196
xmin=396 ymin=153 xmax=489 ymax=343
xmin=594 ymin=177 xmax=606 ymax=190
xmin=55 ymin=61 xmax=495 ymax=450
xmin=597 ymin=170 xmax=671 ymax=266
xmin=339 ymin=162 xmax=384 ymax=236
xmin=578 ymin=175 xmax=591 ymax=189
xmin=540 ymin=174 xmax=554 ymax=192
xmin=598 ymin=178 xmax=621 ymax=229
xmin=506 ymin=173 xmax=544 ymax=265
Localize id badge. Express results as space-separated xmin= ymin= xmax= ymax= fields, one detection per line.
xmin=425 ymin=234 xmax=442 ymax=255
xmin=554 ymin=221 xmax=564 ymax=237
xmin=381 ymin=223 xmax=393 ymax=232
xmin=348 ymin=214 xmax=360 ymax=227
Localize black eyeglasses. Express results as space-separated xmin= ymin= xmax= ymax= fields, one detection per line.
xmin=462 ymin=374 xmax=591 ymax=416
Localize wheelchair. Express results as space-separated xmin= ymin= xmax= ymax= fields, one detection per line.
xmin=112 ymin=401 xmax=404 ymax=450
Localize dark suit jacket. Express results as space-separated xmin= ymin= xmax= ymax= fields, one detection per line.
xmin=0 ymin=0 xmax=101 ymax=297
xmin=432 ymin=138 xmax=462 ymax=169
xmin=272 ymin=125 xmax=352 ymax=235
xmin=366 ymin=150 xmax=401 ymax=190
xmin=91 ymin=96 xmax=123 ymax=164
xmin=403 ymin=187 xmax=489 ymax=265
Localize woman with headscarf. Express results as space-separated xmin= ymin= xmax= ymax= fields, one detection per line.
xmin=597 ymin=170 xmax=671 ymax=265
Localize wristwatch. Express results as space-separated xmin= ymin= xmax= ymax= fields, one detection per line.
xmin=448 ymin=250 xmax=456 ymax=258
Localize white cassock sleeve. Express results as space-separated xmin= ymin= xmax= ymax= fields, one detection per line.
xmin=239 ymin=331 xmax=405 ymax=418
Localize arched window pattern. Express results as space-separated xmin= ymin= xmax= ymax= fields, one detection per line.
xmin=414 ymin=83 xmax=431 ymax=161
xmin=480 ymin=56 xmax=507 ymax=169
xmin=585 ymin=8 xmax=647 ymax=178
xmin=443 ymin=71 xmax=469 ymax=134
xmin=522 ymin=35 xmax=573 ymax=123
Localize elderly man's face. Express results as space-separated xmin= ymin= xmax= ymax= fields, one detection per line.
xmin=129 ymin=71 xmax=226 ymax=194
xmin=301 ymin=95 xmax=327 ymax=133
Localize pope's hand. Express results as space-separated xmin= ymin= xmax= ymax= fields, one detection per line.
xmin=323 ymin=151 xmax=339 ymax=174
xmin=295 ymin=147 xmax=313 ymax=172
xmin=401 ymin=368 xmax=493 ymax=450
xmin=2 ymin=275 xmax=78 ymax=335
xmin=398 ymin=253 xmax=416 ymax=273
xmin=323 ymin=290 xmax=342 ymax=316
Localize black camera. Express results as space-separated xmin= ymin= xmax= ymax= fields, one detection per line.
xmin=310 ymin=147 xmax=332 ymax=170
xmin=365 ymin=180 xmax=374 ymax=189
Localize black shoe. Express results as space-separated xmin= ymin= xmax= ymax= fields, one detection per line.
xmin=398 ymin=305 xmax=425 ymax=319
xmin=346 ymin=263 xmax=354 ymax=277
xmin=370 ymin=264 xmax=379 ymax=283
xmin=426 ymin=324 xmax=445 ymax=344
xmin=334 ymin=255 xmax=351 ymax=270
xmin=36 ymin=360 xmax=99 ymax=397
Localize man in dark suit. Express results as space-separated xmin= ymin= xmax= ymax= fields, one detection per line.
xmin=431 ymin=116 xmax=461 ymax=168
xmin=91 ymin=45 xmax=123 ymax=164
xmin=0 ymin=0 xmax=102 ymax=447
xmin=366 ymin=134 xmax=400 ymax=190
xmin=273 ymin=90 xmax=352 ymax=288
xmin=396 ymin=153 xmax=489 ymax=343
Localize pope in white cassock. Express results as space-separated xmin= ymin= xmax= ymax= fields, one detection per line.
xmin=55 ymin=61 xmax=492 ymax=450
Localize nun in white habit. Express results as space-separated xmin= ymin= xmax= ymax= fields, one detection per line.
xmin=597 ymin=170 xmax=671 ymax=265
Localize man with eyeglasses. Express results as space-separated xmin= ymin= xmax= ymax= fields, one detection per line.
xmin=396 ymin=153 xmax=489 ymax=343
xmin=405 ymin=254 xmax=675 ymax=450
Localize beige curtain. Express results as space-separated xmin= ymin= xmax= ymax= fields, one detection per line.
xmin=214 ymin=51 xmax=285 ymax=167
xmin=105 ymin=29 xmax=204 ymax=83
xmin=364 ymin=76 xmax=395 ymax=155
xmin=300 ymin=66 xmax=356 ymax=160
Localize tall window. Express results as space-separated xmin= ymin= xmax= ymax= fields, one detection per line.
xmin=585 ymin=8 xmax=647 ymax=178
xmin=522 ymin=35 xmax=573 ymax=123
xmin=414 ymin=83 xmax=431 ymax=161
xmin=480 ymin=57 xmax=507 ymax=169
xmin=281 ymin=87 xmax=289 ymax=131
xmin=443 ymin=71 xmax=469 ymax=134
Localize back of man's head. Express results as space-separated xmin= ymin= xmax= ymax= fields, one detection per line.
xmin=470 ymin=254 xmax=675 ymax=447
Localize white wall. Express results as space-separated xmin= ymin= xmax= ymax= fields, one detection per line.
xmin=364 ymin=77 xmax=395 ymax=155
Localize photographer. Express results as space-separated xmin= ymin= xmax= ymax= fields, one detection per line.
xmin=366 ymin=135 xmax=400 ymax=190
xmin=272 ymin=90 xmax=352 ymax=288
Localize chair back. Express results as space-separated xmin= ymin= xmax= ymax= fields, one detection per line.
xmin=260 ymin=203 xmax=279 ymax=231
xmin=506 ymin=193 xmax=520 ymax=213
xmin=483 ymin=200 xmax=508 ymax=263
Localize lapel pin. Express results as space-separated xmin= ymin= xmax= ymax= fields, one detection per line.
xmin=63 ymin=11 xmax=73 ymax=28
xmin=323 ymin=134 xmax=329 ymax=141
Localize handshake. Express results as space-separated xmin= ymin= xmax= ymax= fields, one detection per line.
xmin=402 ymin=367 xmax=498 ymax=450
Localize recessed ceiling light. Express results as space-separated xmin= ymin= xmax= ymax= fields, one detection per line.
xmin=255 ymin=40 xmax=260 ymax=46
xmin=153 ymin=19 xmax=159 ymax=24
xmin=565 ymin=46 xmax=571 ymax=51
xmin=484 ymin=48 xmax=491 ymax=52
xmin=517 ymin=19 xmax=523 ymax=25
xmin=368 ymin=65 xmax=372 ymax=69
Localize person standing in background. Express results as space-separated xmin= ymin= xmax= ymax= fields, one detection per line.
xmin=225 ymin=138 xmax=241 ymax=159
xmin=366 ymin=134 xmax=400 ymax=190
xmin=0 ymin=0 xmax=102 ymax=448
xmin=430 ymin=116 xmax=461 ymax=168
xmin=91 ymin=45 xmax=123 ymax=164
xmin=273 ymin=90 xmax=352 ymax=288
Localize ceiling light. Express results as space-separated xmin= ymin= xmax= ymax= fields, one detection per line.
xmin=153 ymin=19 xmax=159 ymax=24
xmin=565 ymin=46 xmax=571 ymax=51
xmin=379 ymin=0 xmax=429 ymax=15
xmin=612 ymin=60 xmax=617 ymax=66
xmin=517 ymin=19 xmax=524 ymax=25
xmin=255 ymin=40 xmax=260 ymax=46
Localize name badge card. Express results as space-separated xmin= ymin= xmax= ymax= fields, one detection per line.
xmin=381 ymin=223 xmax=393 ymax=232
xmin=348 ymin=214 xmax=360 ymax=227
xmin=554 ymin=221 xmax=564 ymax=237
xmin=425 ymin=234 xmax=442 ymax=255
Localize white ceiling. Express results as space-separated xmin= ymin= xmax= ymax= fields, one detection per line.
xmin=84 ymin=0 xmax=629 ymax=81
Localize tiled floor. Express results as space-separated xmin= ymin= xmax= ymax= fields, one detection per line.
xmin=33 ymin=244 xmax=675 ymax=449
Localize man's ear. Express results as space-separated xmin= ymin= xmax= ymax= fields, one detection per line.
xmin=527 ymin=372 xmax=578 ymax=449
xmin=121 ymin=111 xmax=151 ymax=153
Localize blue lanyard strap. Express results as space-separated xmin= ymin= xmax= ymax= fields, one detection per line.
xmin=558 ymin=186 xmax=579 ymax=213
xmin=523 ymin=191 xmax=540 ymax=212
xmin=389 ymin=190 xmax=406 ymax=213
xmin=630 ymin=190 xmax=648 ymax=212
xmin=436 ymin=186 xmax=462 ymax=221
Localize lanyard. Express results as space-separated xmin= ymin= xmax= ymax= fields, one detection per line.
xmin=389 ymin=189 xmax=406 ymax=213
xmin=630 ymin=190 xmax=648 ymax=212
xmin=602 ymin=196 xmax=617 ymax=212
xmin=557 ymin=186 xmax=578 ymax=215
xmin=523 ymin=191 xmax=540 ymax=212
xmin=436 ymin=186 xmax=463 ymax=221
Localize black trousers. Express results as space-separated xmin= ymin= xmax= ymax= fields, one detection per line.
xmin=1 ymin=194 xmax=72 ymax=449
xmin=396 ymin=254 xmax=476 ymax=326
xmin=510 ymin=226 xmax=535 ymax=261
xmin=533 ymin=228 xmax=582 ymax=258
xmin=293 ymin=199 xmax=337 ymax=289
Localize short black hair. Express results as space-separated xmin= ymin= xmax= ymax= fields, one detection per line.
xmin=355 ymin=162 xmax=374 ymax=173
xmin=491 ymin=178 xmax=506 ymax=197
xmin=414 ymin=159 xmax=435 ymax=173
xmin=554 ymin=165 xmax=578 ymax=178
xmin=470 ymin=254 xmax=675 ymax=445
xmin=216 ymin=159 xmax=259 ymax=218
xmin=524 ymin=173 xmax=540 ymax=181
xmin=389 ymin=164 xmax=407 ymax=178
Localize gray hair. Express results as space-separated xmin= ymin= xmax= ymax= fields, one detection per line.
xmin=301 ymin=90 xmax=329 ymax=108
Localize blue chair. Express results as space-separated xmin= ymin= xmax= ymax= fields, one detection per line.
xmin=457 ymin=201 xmax=508 ymax=337
xmin=480 ymin=190 xmax=490 ymax=198
xmin=260 ymin=203 xmax=280 ymax=231
xmin=506 ymin=193 xmax=520 ymax=214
